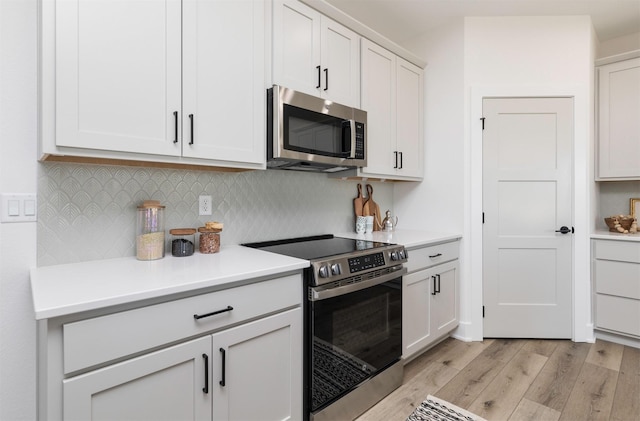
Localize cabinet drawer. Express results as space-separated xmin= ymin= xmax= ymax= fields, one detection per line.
xmin=596 ymin=294 xmax=640 ymax=337
xmin=595 ymin=260 xmax=640 ymax=299
xmin=594 ymin=240 xmax=640 ymax=263
xmin=406 ymin=241 xmax=459 ymax=273
xmin=63 ymin=274 xmax=302 ymax=374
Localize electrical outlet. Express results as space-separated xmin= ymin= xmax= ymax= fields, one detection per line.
xmin=199 ymin=195 xmax=212 ymax=216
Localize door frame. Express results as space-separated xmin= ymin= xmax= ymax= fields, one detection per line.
xmin=461 ymin=85 xmax=594 ymax=343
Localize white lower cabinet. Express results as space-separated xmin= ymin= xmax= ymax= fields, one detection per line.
xmin=64 ymin=337 xmax=213 ymax=421
xmin=403 ymin=240 xmax=460 ymax=361
xmin=593 ymin=239 xmax=640 ymax=339
xmin=39 ymin=275 xmax=303 ymax=420
xmin=63 ymin=309 xmax=301 ymax=421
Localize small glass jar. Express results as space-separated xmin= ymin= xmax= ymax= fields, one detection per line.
xmin=136 ymin=200 xmax=165 ymax=260
xmin=169 ymin=228 xmax=196 ymax=257
xmin=198 ymin=222 xmax=222 ymax=254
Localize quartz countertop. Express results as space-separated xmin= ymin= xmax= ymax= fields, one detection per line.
xmin=336 ymin=229 xmax=462 ymax=249
xmin=591 ymin=230 xmax=640 ymax=242
xmin=30 ymin=245 xmax=309 ymax=320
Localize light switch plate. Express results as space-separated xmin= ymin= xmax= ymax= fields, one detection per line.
xmin=1 ymin=193 xmax=37 ymax=223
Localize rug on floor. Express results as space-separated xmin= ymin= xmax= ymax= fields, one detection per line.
xmin=406 ymin=395 xmax=487 ymax=421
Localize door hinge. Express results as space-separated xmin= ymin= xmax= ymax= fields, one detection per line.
xmin=482 ymin=212 xmax=485 ymax=224
xmin=480 ymin=117 xmax=485 ymax=130
xmin=482 ymin=306 xmax=485 ymax=318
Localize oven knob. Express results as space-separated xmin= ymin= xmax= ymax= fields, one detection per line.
xmin=318 ymin=265 xmax=330 ymax=278
xmin=331 ymin=263 xmax=341 ymax=275
xmin=390 ymin=251 xmax=399 ymax=261
xmin=399 ymin=250 xmax=406 ymax=259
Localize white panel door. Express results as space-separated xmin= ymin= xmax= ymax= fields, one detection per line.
xmin=182 ymin=0 xmax=265 ymax=164
xmin=63 ymin=337 xmax=211 ymax=421
xmin=56 ymin=0 xmax=181 ymax=156
xmin=321 ymin=18 xmax=360 ymax=107
xmin=361 ymin=39 xmax=396 ymax=176
xmin=212 ymin=308 xmax=302 ymax=421
xmin=272 ymin=0 xmax=321 ymax=97
xmin=483 ymin=97 xmax=573 ymax=338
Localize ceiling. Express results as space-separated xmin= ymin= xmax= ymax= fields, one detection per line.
xmin=324 ymin=0 xmax=640 ymax=44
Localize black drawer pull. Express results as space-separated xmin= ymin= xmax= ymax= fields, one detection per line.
xmin=431 ymin=276 xmax=437 ymax=295
xmin=429 ymin=253 xmax=442 ymax=258
xmin=173 ymin=111 xmax=179 ymax=143
xmin=194 ymin=306 xmax=233 ymax=320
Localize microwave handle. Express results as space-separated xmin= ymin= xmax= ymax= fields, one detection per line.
xmin=349 ymin=119 xmax=356 ymax=159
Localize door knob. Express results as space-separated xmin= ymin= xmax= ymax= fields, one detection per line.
xmin=555 ymin=226 xmax=574 ymax=234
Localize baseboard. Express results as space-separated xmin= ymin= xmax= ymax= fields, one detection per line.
xmin=595 ymin=329 xmax=640 ymax=349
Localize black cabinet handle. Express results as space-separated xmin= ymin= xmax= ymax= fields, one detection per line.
xmin=324 ymin=68 xmax=328 ymax=91
xmin=173 ymin=111 xmax=178 ymax=143
xmin=399 ymin=152 xmax=403 ymax=169
xmin=189 ymin=114 xmax=194 ymax=145
xmin=429 ymin=253 xmax=442 ymax=259
xmin=394 ymin=151 xmax=398 ymax=169
xmin=316 ymin=65 xmax=321 ymax=89
xmin=431 ymin=275 xmax=437 ymax=296
xmin=436 ymin=274 xmax=441 ymax=294
xmin=219 ymin=348 xmax=226 ymax=387
xmin=202 ymin=354 xmax=209 ymax=394
xmin=194 ymin=306 xmax=233 ymax=320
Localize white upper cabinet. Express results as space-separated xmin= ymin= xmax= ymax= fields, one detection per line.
xmin=43 ymin=0 xmax=266 ymax=170
xmin=354 ymin=39 xmax=424 ymax=181
xmin=597 ymin=57 xmax=640 ymax=180
xmin=55 ymin=0 xmax=182 ymax=157
xmin=182 ymin=0 xmax=265 ymax=164
xmin=273 ymin=0 xmax=360 ymax=107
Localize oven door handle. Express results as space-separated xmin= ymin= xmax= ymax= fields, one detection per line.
xmin=309 ymin=267 xmax=407 ymax=301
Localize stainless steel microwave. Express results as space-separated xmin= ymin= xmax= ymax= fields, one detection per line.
xmin=267 ymin=85 xmax=367 ymax=172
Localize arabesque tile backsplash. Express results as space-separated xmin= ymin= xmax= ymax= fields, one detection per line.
xmin=37 ymin=163 xmax=393 ymax=266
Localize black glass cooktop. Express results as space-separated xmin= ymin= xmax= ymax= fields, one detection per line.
xmin=243 ymin=234 xmax=393 ymax=261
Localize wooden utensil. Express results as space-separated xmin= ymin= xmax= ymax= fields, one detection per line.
xmin=365 ymin=184 xmax=382 ymax=231
xmin=353 ymin=183 xmax=365 ymax=217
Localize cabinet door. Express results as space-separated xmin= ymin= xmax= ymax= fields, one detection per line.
xmin=63 ymin=337 xmax=211 ymax=421
xmin=396 ymin=58 xmax=424 ymax=179
xmin=55 ymin=0 xmax=182 ymax=156
xmin=402 ymin=268 xmax=432 ymax=359
xmin=273 ymin=0 xmax=321 ymax=97
xmin=211 ymin=308 xmax=302 ymax=421
xmin=431 ymin=260 xmax=459 ymax=337
xmin=361 ymin=39 xmax=396 ymax=177
xmin=598 ymin=58 xmax=640 ymax=179
xmin=321 ymin=18 xmax=360 ymax=107
xmin=182 ymin=0 xmax=265 ymax=165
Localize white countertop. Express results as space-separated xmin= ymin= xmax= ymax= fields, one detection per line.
xmin=591 ymin=230 xmax=640 ymax=242
xmin=336 ymin=229 xmax=462 ymax=249
xmin=30 ymin=245 xmax=309 ymax=320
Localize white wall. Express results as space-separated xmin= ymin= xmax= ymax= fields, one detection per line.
xmin=0 ymin=0 xmax=38 ymax=419
xmin=397 ymin=16 xmax=596 ymax=343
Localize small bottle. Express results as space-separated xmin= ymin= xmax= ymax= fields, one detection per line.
xmin=136 ymin=200 xmax=165 ymax=260
xmin=170 ymin=228 xmax=196 ymax=257
xmin=198 ymin=221 xmax=223 ymax=254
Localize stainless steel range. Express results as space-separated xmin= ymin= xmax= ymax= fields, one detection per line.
xmin=244 ymin=235 xmax=407 ymax=421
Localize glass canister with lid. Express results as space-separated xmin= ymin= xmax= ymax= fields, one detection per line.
xmin=170 ymin=228 xmax=196 ymax=257
xmin=136 ymin=200 xmax=165 ymax=260
xmin=198 ymin=221 xmax=223 ymax=254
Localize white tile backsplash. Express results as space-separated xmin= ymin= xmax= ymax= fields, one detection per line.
xmin=37 ymin=162 xmax=393 ymax=266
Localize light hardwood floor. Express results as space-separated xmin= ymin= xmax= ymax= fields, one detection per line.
xmin=356 ymin=338 xmax=640 ymax=421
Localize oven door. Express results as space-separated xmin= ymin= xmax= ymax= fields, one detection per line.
xmin=307 ymin=270 xmax=403 ymax=413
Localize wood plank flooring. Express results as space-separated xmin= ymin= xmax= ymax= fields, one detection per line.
xmin=356 ymin=338 xmax=640 ymax=421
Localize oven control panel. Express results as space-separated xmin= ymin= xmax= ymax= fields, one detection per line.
xmin=311 ymin=245 xmax=408 ymax=286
